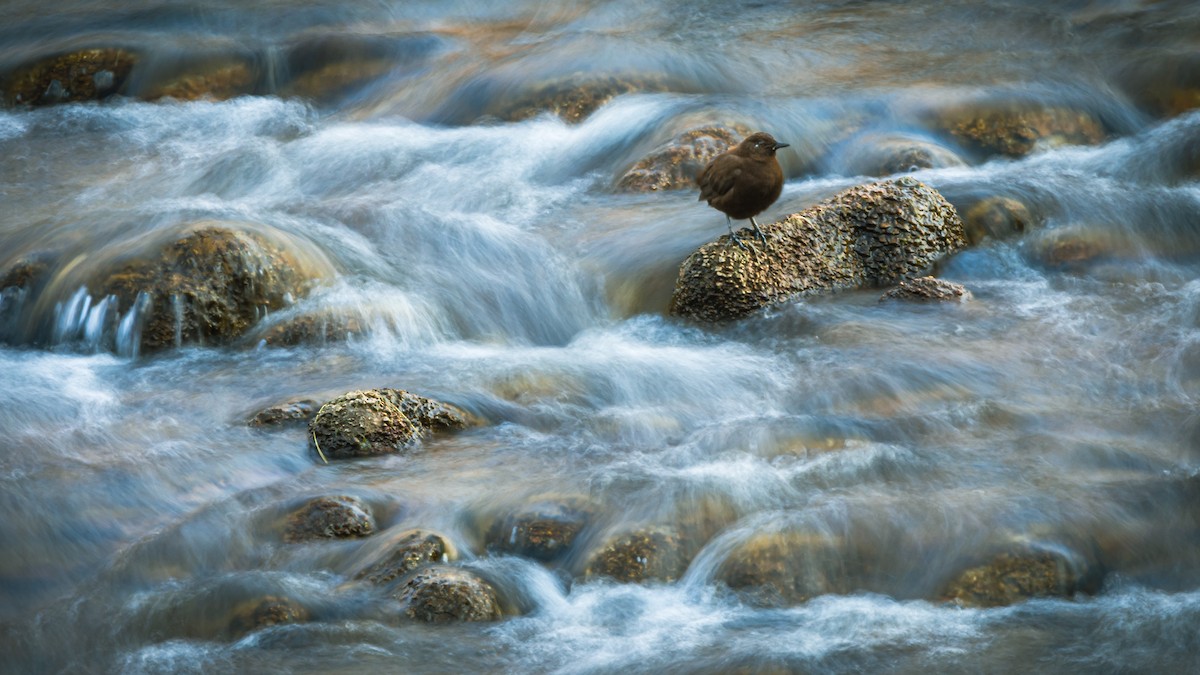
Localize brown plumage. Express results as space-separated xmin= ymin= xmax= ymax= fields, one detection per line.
xmin=696 ymin=131 xmax=789 ymax=248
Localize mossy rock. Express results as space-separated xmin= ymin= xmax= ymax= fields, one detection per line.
xmin=879 ymin=276 xmax=971 ymax=303
xmin=934 ymin=103 xmax=1108 ymax=158
xmin=247 ymin=398 xmax=320 ymax=428
xmin=939 ymin=543 xmax=1102 ymax=608
xmin=616 ymin=124 xmax=752 ymax=192
xmin=352 ymin=529 xmax=457 ymax=587
xmin=282 ymin=495 xmax=376 ymax=542
xmin=826 ymin=132 xmax=966 ymax=177
xmin=583 ymin=526 xmax=689 ymax=583
xmin=962 ymin=195 xmax=1034 ymax=244
xmin=669 ymin=177 xmax=966 ymax=322
xmin=226 ymin=595 xmax=310 ymax=638
xmin=494 ymin=73 xmax=671 ymax=124
xmin=95 ymin=223 xmax=327 ymax=352
xmin=3 ymin=48 xmax=137 ymax=106
xmin=715 ymin=530 xmax=857 ymax=606
xmin=308 ymin=390 xmax=420 ymax=460
xmin=398 ymin=565 xmax=502 ymax=623
xmin=485 ymin=497 xmax=592 ymax=563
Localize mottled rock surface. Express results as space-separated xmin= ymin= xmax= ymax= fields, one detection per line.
xmin=248 ymin=398 xmax=320 ymax=428
xmin=399 ymin=566 xmax=502 ymax=623
xmin=583 ymin=526 xmax=689 ymax=583
xmin=3 ymin=48 xmax=137 ymax=106
xmin=283 ymin=495 xmax=375 ymax=542
xmin=226 ymin=596 xmax=310 ymax=638
xmin=485 ymin=498 xmax=590 ymax=563
xmin=963 ymin=195 xmax=1033 ymax=244
xmin=935 ymin=103 xmax=1108 ymax=158
xmin=880 ymin=276 xmax=971 ymax=303
xmin=939 ymin=544 xmax=1101 ymax=608
xmin=353 ymin=529 xmax=456 ymax=586
xmin=715 ymin=530 xmax=856 ymax=606
xmin=670 ymin=178 xmax=966 ymax=322
xmin=308 ymin=390 xmax=420 ymax=460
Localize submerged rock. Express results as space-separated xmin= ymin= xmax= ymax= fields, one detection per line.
xmin=377 ymin=388 xmax=479 ymax=433
xmin=939 ymin=543 xmax=1102 ymax=608
xmin=616 ymin=124 xmax=751 ymax=192
xmin=96 ymin=223 xmax=327 ymax=352
xmin=226 ymin=595 xmax=310 ymax=638
xmin=3 ymin=48 xmax=137 ymax=106
xmin=1114 ymin=52 xmax=1200 ymax=119
xmin=669 ymin=177 xmax=966 ymax=322
xmin=352 ymin=529 xmax=457 ymax=586
xmin=247 ymin=398 xmax=320 ymax=428
xmin=253 ymin=310 xmax=367 ymax=347
xmin=282 ymin=495 xmax=376 ymax=542
xmin=879 ymin=276 xmax=971 ymax=303
xmin=583 ymin=526 xmax=689 ymax=583
xmin=962 ymin=195 xmax=1034 ymax=244
xmin=493 ymin=73 xmax=670 ymax=124
xmin=826 ymin=132 xmax=966 ymax=177
xmin=142 ymin=58 xmax=258 ymax=102
xmin=933 ymin=102 xmax=1108 ymax=158
xmin=715 ymin=530 xmax=857 ymax=606
xmin=308 ymin=390 xmax=420 ymax=460
xmin=398 ymin=565 xmax=502 ymax=623
xmin=485 ymin=497 xmax=592 ymax=563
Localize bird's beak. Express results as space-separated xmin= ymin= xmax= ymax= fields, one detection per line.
xmin=773 ymin=142 xmax=790 ymax=150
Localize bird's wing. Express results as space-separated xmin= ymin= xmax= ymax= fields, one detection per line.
xmin=697 ymin=155 xmax=743 ymax=204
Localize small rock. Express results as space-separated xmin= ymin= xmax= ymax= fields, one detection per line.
xmin=583 ymin=526 xmax=689 ymax=583
xmin=399 ymin=566 xmax=502 ymax=623
xmin=3 ymin=48 xmax=137 ymax=106
xmin=939 ymin=543 xmax=1102 ymax=608
xmin=352 ymin=529 xmax=457 ymax=587
xmin=485 ymin=498 xmax=591 ymax=563
xmin=226 ymin=596 xmax=309 ymax=638
xmin=826 ymin=132 xmax=966 ymax=177
xmin=879 ymin=276 xmax=971 ymax=303
xmin=616 ymin=124 xmax=751 ymax=192
xmin=492 ymin=73 xmax=672 ymax=124
xmin=308 ymin=390 xmax=420 ymax=460
xmin=715 ymin=529 xmax=856 ymax=606
xmin=247 ymin=398 xmax=320 ymax=428
xmin=932 ymin=101 xmax=1108 ymax=158
xmin=962 ymin=196 xmax=1034 ymax=244
xmin=283 ymin=495 xmax=375 ymax=542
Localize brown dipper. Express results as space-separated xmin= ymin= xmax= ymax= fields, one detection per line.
xmin=696 ymin=131 xmax=789 ymax=249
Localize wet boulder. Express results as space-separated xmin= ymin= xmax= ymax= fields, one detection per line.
xmin=938 ymin=542 xmax=1102 ymax=608
xmin=140 ymin=56 xmax=259 ymax=102
xmin=308 ymin=390 xmax=421 ymax=460
xmin=962 ymin=195 xmax=1034 ymax=244
xmin=714 ymin=530 xmax=857 ymax=606
xmin=252 ymin=310 xmax=366 ymax=347
xmin=669 ymin=177 xmax=966 ymax=322
xmin=1113 ymin=52 xmax=1200 ymax=119
xmin=398 ymin=565 xmax=502 ymax=623
xmin=932 ymin=101 xmax=1108 ymax=158
xmin=247 ymin=398 xmax=320 ymax=428
xmin=2 ymin=48 xmax=137 ymax=106
xmin=94 ymin=223 xmax=330 ymax=352
xmin=307 ymin=388 xmax=476 ymax=460
xmin=279 ymin=33 xmax=441 ymax=102
xmin=616 ymin=124 xmax=751 ymax=192
xmin=582 ymin=526 xmax=689 ymax=583
xmin=879 ymin=276 xmax=971 ymax=303
xmin=825 ymin=132 xmax=966 ymax=177
xmin=484 ymin=497 xmax=592 ymax=563
xmin=352 ymin=529 xmax=457 ymax=586
xmin=282 ymin=495 xmax=376 ymax=543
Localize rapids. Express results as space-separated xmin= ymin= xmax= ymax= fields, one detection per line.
xmin=4 ymin=1 xmax=1200 ymax=672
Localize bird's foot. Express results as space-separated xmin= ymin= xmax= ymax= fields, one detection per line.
xmin=728 ymin=232 xmax=758 ymax=253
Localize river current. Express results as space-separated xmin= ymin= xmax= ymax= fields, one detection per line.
xmin=4 ymin=1 xmax=1200 ymax=673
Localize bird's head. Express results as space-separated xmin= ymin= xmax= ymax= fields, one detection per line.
xmin=737 ymin=131 xmax=789 ymax=159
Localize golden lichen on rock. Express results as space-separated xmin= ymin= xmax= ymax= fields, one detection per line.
xmin=937 ymin=104 xmax=1108 ymax=158
xmin=669 ymin=177 xmax=966 ymax=322
xmin=939 ymin=544 xmax=1098 ymax=608
xmin=3 ymin=48 xmax=138 ymax=106
xmin=583 ymin=526 xmax=689 ymax=583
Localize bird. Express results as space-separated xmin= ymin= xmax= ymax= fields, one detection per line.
xmin=696 ymin=131 xmax=789 ymax=249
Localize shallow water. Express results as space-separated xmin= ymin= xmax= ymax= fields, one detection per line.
xmin=4 ymin=1 xmax=1200 ymax=673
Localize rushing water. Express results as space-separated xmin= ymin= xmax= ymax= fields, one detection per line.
xmin=4 ymin=1 xmax=1200 ymax=672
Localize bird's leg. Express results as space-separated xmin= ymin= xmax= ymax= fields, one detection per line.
xmin=726 ymin=216 xmax=751 ymax=251
xmin=749 ymin=216 xmax=769 ymax=246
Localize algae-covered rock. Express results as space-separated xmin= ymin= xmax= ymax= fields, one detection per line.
xmin=939 ymin=543 xmax=1102 ymax=608
xmin=934 ymin=102 xmax=1108 ymax=158
xmin=3 ymin=48 xmax=137 ymax=106
xmin=879 ymin=276 xmax=971 ymax=303
xmin=583 ymin=526 xmax=689 ymax=583
xmin=353 ymin=529 xmax=457 ymax=586
xmin=226 ymin=595 xmax=310 ymax=638
xmin=485 ymin=497 xmax=592 ymax=563
xmin=399 ymin=565 xmax=502 ymax=623
xmin=616 ymin=124 xmax=751 ymax=192
xmin=95 ymin=224 xmax=327 ymax=352
xmin=283 ymin=495 xmax=376 ymax=542
xmin=308 ymin=390 xmax=420 ymax=460
xmin=669 ymin=177 xmax=966 ymax=322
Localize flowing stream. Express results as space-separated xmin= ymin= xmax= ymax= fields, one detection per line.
xmin=4 ymin=1 xmax=1200 ymax=673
